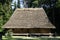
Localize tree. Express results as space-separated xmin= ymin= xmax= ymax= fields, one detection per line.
xmin=55 ymin=0 xmax=60 ymax=8
xmin=25 ymin=0 xmax=48 ymax=8
xmin=0 ymin=0 xmax=13 ymax=40
xmin=54 ymin=0 xmax=60 ymax=35
xmin=14 ymin=1 xmax=17 ymax=11
xmin=17 ymin=0 xmax=20 ymax=8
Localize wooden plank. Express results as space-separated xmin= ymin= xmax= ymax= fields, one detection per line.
xmin=13 ymin=33 xmax=29 ymax=35
xmin=12 ymin=33 xmax=54 ymax=36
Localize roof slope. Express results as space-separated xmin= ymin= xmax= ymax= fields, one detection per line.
xmin=3 ymin=8 xmax=55 ymax=28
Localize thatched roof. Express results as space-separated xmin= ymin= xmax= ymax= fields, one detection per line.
xmin=3 ymin=8 xmax=55 ymax=28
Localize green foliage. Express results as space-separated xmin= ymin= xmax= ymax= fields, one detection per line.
xmin=27 ymin=0 xmax=49 ymax=8
xmin=55 ymin=0 xmax=60 ymax=8
xmin=32 ymin=0 xmax=39 ymax=7
xmin=5 ymin=29 xmax=13 ymax=40
xmin=17 ymin=0 xmax=20 ymax=8
xmin=0 ymin=0 xmax=13 ymax=32
xmin=14 ymin=1 xmax=17 ymax=11
xmin=0 ymin=3 xmax=4 ymax=32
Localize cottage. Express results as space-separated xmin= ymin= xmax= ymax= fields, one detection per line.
xmin=3 ymin=8 xmax=55 ymax=36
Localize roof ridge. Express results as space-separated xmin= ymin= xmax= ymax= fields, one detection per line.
xmin=16 ymin=8 xmax=43 ymax=10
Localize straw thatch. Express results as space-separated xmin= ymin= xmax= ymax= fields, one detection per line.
xmin=3 ymin=8 xmax=55 ymax=28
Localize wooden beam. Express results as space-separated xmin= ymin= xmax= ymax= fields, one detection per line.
xmin=12 ymin=33 xmax=54 ymax=36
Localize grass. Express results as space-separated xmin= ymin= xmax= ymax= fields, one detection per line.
xmin=2 ymin=36 xmax=38 ymax=40
xmin=2 ymin=36 xmax=60 ymax=40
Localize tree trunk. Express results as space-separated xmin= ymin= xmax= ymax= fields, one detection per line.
xmin=0 ymin=32 xmax=2 ymax=40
